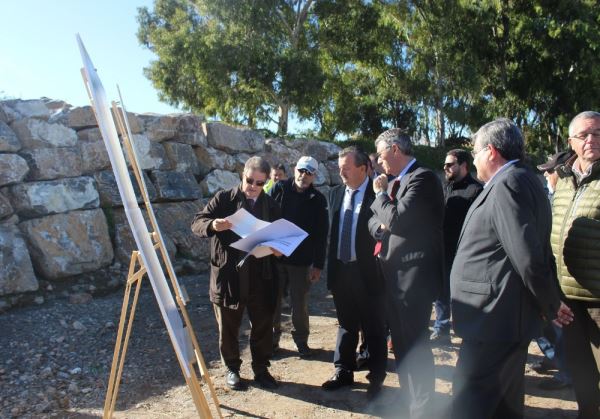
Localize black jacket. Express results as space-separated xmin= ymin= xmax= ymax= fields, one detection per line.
xmin=191 ymin=186 xmax=281 ymax=309
xmin=443 ymin=173 xmax=482 ymax=267
xmin=328 ymin=178 xmax=383 ymax=295
xmin=271 ymin=178 xmax=329 ymax=269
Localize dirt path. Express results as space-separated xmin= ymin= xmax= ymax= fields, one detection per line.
xmin=0 ymin=275 xmax=578 ymax=418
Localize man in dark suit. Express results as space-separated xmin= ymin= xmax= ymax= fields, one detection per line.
xmin=322 ymin=146 xmax=387 ymax=400
xmin=450 ymin=118 xmax=573 ymax=419
xmin=369 ymin=129 xmax=445 ymax=417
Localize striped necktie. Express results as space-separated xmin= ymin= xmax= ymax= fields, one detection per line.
xmin=339 ymin=189 xmax=358 ymax=263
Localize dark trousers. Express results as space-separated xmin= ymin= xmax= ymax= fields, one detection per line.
xmin=213 ymin=290 xmax=273 ymax=375
xmin=387 ymin=290 xmax=435 ymax=418
xmin=452 ymin=341 xmax=528 ymax=419
xmin=331 ymin=261 xmax=387 ymax=383
xmin=563 ymin=300 xmax=600 ymax=419
xmin=272 ymin=263 xmax=311 ymax=346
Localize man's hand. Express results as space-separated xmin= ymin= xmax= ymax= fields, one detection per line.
xmin=270 ymin=248 xmax=283 ymax=257
xmin=553 ymin=301 xmax=574 ymax=328
xmin=211 ymin=218 xmax=232 ymax=232
xmin=309 ymin=267 xmax=321 ymax=283
xmin=373 ymin=174 xmax=388 ymax=194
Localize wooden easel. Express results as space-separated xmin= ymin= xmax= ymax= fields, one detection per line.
xmin=79 ymin=68 xmax=221 ymax=418
xmin=100 ymin=98 xmax=222 ymax=419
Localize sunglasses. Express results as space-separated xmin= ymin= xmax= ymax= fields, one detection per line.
xmin=245 ymin=177 xmax=266 ymax=187
xmin=443 ymin=162 xmax=457 ymax=169
xmin=297 ymin=168 xmax=314 ymax=175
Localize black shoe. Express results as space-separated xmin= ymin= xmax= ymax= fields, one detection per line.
xmin=530 ymin=357 xmax=556 ymax=374
xmin=226 ymin=369 xmax=243 ymax=390
xmin=297 ymin=343 xmax=314 ymax=358
xmin=538 ymin=376 xmax=571 ymax=390
xmin=366 ymin=382 xmax=383 ymax=401
xmin=322 ymin=369 xmax=354 ymax=390
xmin=254 ymin=370 xmax=278 ymax=389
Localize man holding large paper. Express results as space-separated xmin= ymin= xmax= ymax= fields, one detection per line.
xmin=191 ymin=156 xmax=281 ymax=390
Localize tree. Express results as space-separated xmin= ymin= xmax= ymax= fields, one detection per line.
xmin=137 ymin=0 xmax=323 ymax=135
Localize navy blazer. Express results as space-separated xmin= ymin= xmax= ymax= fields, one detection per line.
xmin=327 ymin=178 xmax=383 ymax=295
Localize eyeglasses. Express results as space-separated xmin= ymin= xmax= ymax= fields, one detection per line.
xmin=297 ymin=168 xmax=314 ymax=176
xmin=245 ymin=177 xmax=266 ymax=187
xmin=570 ymin=130 xmax=600 ymax=142
xmin=471 ymin=146 xmax=489 ymax=158
xmin=376 ymin=145 xmax=392 ymax=159
xmin=443 ymin=162 xmax=457 ymax=169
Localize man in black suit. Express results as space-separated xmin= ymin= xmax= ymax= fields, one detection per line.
xmin=450 ymin=118 xmax=573 ymax=419
xmin=322 ymin=146 xmax=387 ymax=400
xmin=370 ymin=129 xmax=445 ymax=417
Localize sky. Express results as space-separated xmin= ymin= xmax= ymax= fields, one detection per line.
xmin=0 ymin=0 xmax=307 ymax=132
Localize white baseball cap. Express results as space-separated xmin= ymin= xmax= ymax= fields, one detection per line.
xmin=296 ymin=156 xmax=318 ymax=174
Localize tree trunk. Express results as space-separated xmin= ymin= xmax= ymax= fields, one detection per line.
xmin=435 ymin=104 xmax=445 ymax=147
xmin=277 ymin=102 xmax=289 ymax=136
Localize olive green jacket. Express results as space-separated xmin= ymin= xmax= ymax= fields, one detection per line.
xmin=551 ymin=157 xmax=600 ymax=301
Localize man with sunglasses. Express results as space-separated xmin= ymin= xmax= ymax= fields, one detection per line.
xmin=191 ymin=156 xmax=281 ymax=390
xmin=431 ymin=149 xmax=482 ymax=344
xmin=270 ymin=156 xmax=328 ymax=357
xmin=551 ymin=111 xmax=600 ymax=418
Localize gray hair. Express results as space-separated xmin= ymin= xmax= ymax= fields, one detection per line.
xmin=243 ymin=156 xmax=270 ymax=177
xmin=338 ymin=146 xmax=370 ymax=168
xmin=374 ymin=128 xmax=413 ymax=156
xmin=568 ymin=111 xmax=600 ymax=137
xmin=472 ymin=118 xmax=524 ymax=161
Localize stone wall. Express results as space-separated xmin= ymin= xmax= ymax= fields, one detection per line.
xmin=0 ymin=98 xmax=342 ymax=310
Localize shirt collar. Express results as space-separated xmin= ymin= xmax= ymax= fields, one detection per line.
xmin=396 ymin=158 xmax=416 ymax=181
xmin=485 ymin=159 xmax=519 ymax=188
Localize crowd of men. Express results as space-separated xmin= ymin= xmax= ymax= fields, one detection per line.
xmin=191 ymin=111 xmax=600 ymax=419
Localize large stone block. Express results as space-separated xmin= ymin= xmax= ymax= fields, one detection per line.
xmin=19 ymin=209 xmax=113 ymax=279
xmin=129 ymin=134 xmax=171 ymax=170
xmin=111 ymin=208 xmax=176 ymax=265
xmin=153 ymin=200 xmax=209 ymax=261
xmin=77 ymin=127 xmax=103 ymax=142
xmin=94 ymin=170 xmax=157 ymax=207
xmin=194 ymin=145 xmax=236 ymax=175
xmin=175 ymin=114 xmax=207 ymax=146
xmin=111 ymin=109 xmax=143 ymax=134
xmin=203 ymin=122 xmax=265 ymax=153
xmin=3 ymin=99 xmax=50 ymax=120
xmin=0 ymin=121 xmax=21 ymax=152
xmin=0 ymin=192 xmax=13 ymax=220
xmin=164 ymin=142 xmax=200 ymax=174
xmin=11 ymin=118 xmax=78 ymax=148
xmin=8 ymin=176 xmax=99 ymax=218
xmin=20 ymin=147 xmax=82 ymax=181
xmin=288 ymin=138 xmax=341 ymax=161
xmin=0 ymin=154 xmax=29 ymax=186
xmin=0 ymin=103 xmax=9 ymax=123
xmin=313 ymin=162 xmax=331 ymax=187
xmin=61 ymin=106 xmax=98 ymax=130
xmin=200 ymin=169 xmax=240 ymax=197
xmin=150 ymin=170 xmax=201 ymax=201
xmin=233 ymin=153 xmax=250 ymax=174
xmin=139 ymin=114 xmax=178 ymax=142
xmin=262 ymin=139 xmax=302 ymax=171
xmin=0 ymin=225 xmax=38 ymax=295
xmin=323 ymin=160 xmax=342 ymax=185
xmin=80 ymin=139 xmax=111 ymax=173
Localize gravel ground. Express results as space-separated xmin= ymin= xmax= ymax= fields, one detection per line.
xmin=0 ymin=274 xmax=579 ymax=418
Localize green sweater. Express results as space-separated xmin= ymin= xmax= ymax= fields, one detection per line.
xmin=551 ymin=159 xmax=600 ymax=301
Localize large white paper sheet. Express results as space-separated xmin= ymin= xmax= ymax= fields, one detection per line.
xmin=225 ymin=208 xmax=270 ymax=238
xmin=230 ymin=218 xmax=308 ymax=258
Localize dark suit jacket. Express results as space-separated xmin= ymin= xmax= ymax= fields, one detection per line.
xmin=369 ymin=162 xmax=445 ymax=304
xmin=327 ymin=178 xmax=383 ymax=295
xmin=450 ymin=162 xmax=561 ymax=342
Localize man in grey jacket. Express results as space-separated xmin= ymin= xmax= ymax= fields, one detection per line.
xmin=450 ymin=118 xmax=573 ymax=419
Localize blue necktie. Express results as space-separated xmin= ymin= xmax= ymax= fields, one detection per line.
xmin=340 ymin=189 xmax=358 ymax=263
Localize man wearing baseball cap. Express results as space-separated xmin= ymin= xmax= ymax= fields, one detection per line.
xmin=537 ymin=150 xmax=573 ymax=199
xmin=271 ymin=156 xmax=329 ymax=357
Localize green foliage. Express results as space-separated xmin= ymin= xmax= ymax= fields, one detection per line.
xmin=137 ymin=0 xmax=600 ymax=155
